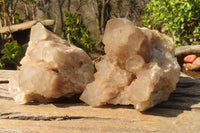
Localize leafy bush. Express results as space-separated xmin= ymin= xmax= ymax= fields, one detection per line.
xmin=1 ymin=41 xmax=27 ymax=69
xmin=143 ymin=0 xmax=200 ymax=47
xmin=62 ymin=11 xmax=95 ymax=53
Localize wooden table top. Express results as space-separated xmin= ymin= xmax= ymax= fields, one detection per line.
xmin=0 ymin=70 xmax=200 ymax=133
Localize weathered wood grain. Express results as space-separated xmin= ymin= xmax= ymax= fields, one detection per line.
xmin=0 ymin=70 xmax=16 ymax=83
xmin=0 ymin=20 xmax=55 ymax=33
xmin=0 ymin=70 xmax=200 ymax=133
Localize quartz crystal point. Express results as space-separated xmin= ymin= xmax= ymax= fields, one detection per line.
xmin=9 ymin=23 xmax=94 ymax=104
xmin=80 ymin=18 xmax=180 ymax=111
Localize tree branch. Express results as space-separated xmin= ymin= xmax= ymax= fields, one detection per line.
xmin=12 ymin=0 xmax=19 ymax=15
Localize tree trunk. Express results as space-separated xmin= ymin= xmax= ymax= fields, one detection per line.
xmin=100 ymin=0 xmax=110 ymax=34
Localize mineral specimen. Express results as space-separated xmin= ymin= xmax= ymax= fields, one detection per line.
xmin=183 ymin=55 xmax=200 ymax=70
xmin=9 ymin=23 xmax=94 ymax=104
xmin=184 ymin=54 xmax=197 ymax=63
xmin=193 ymin=57 xmax=200 ymax=65
xmin=80 ymin=18 xmax=180 ymax=111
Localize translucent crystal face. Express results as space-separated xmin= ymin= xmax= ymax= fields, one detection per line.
xmin=103 ymin=18 xmax=151 ymax=68
xmin=9 ymin=23 xmax=94 ymax=104
xmin=80 ymin=18 xmax=180 ymax=111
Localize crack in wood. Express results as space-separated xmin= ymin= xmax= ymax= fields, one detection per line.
xmin=0 ymin=95 xmax=13 ymax=100
xmin=0 ymin=81 xmax=9 ymax=83
xmin=0 ymin=112 xmax=20 ymax=116
xmin=0 ymin=112 xmax=135 ymax=122
xmin=1 ymin=115 xmax=70 ymax=121
xmin=0 ymin=112 xmax=71 ymax=121
xmin=0 ymin=115 xmax=115 ymax=121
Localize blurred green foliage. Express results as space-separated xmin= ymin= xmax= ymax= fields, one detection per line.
xmin=62 ymin=11 xmax=95 ymax=54
xmin=1 ymin=41 xmax=28 ymax=69
xmin=0 ymin=0 xmax=35 ymax=69
xmin=143 ymin=0 xmax=200 ymax=47
xmin=0 ymin=59 xmax=5 ymax=69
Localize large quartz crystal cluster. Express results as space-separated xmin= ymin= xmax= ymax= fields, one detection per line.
xmin=9 ymin=23 xmax=94 ymax=104
xmin=80 ymin=18 xmax=180 ymax=111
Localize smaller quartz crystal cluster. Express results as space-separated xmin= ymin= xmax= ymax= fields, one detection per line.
xmin=80 ymin=18 xmax=180 ymax=111
xmin=9 ymin=23 xmax=94 ymax=104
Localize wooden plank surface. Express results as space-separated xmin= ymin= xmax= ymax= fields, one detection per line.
xmin=0 ymin=70 xmax=16 ymax=83
xmin=0 ymin=70 xmax=200 ymax=133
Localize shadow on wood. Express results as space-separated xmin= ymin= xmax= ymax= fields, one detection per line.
xmin=143 ymin=76 xmax=200 ymax=117
xmin=52 ymin=76 xmax=200 ymax=118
